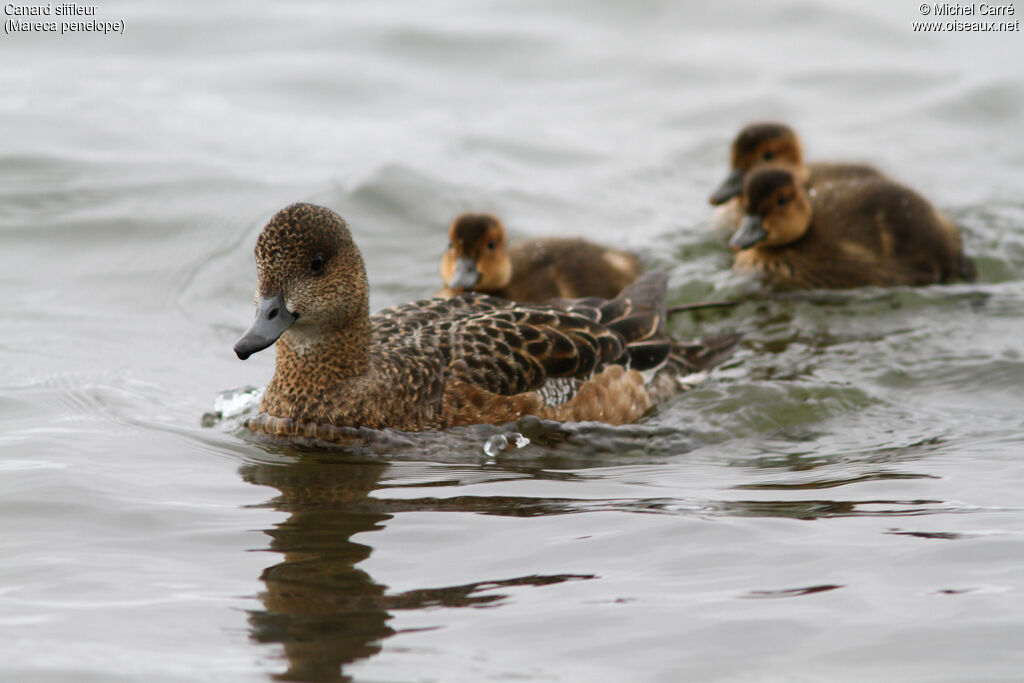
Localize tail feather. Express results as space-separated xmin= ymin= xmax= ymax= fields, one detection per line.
xmin=617 ymin=272 xmax=668 ymax=333
xmin=626 ymin=339 xmax=673 ymax=370
xmin=670 ymin=331 xmax=743 ymax=374
xmin=544 ymin=272 xmax=738 ymax=379
xmin=607 ymin=312 xmax=660 ymax=344
xmin=617 ymin=272 xmax=668 ymax=312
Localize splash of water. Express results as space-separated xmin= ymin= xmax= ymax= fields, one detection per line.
xmin=482 ymin=431 xmax=531 ymax=458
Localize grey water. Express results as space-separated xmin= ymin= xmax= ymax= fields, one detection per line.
xmin=2 ymin=1 xmax=1024 ymax=681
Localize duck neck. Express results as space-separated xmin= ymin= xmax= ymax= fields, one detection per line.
xmin=253 ymin=284 xmax=380 ymax=425
xmin=272 ymin=313 xmax=372 ymax=393
xmin=260 ymin=314 xmax=372 ymax=423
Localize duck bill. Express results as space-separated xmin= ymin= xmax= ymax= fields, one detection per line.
xmin=730 ymin=215 xmax=768 ymax=251
xmin=448 ymin=256 xmax=480 ymax=291
xmin=234 ymin=293 xmax=297 ymax=360
xmin=708 ymin=168 xmax=744 ymax=205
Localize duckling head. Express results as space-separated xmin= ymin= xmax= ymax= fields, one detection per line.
xmin=730 ymin=166 xmax=811 ymax=251
xmin=234 ymin=203 xmax=368 ymax=360
xmin=440 ymin=213 xmax=512 ymax=293
xmin=709 ymin=122 xmax=804 ymax=205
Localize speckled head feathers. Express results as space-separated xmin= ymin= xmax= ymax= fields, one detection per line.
xmin=254 ymin=203 xmax=358 ymax=296
xmin=257 ymin=203 xmax=368 ymax=323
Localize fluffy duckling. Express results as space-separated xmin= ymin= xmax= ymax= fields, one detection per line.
xmin=437 ymin=213 xmax=642 ymax=303
xmin=234 ymin=203 xmax=738 ymax=438
xmin=708 ymin=122 xmax=884 ymax=229
xmin=729 ymin=166 xmax=974 ymax=289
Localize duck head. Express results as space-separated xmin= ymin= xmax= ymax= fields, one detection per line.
xmin=439 ymin=213 xmax=513 ymax=293
xmin=234 ymin=203 xmax=368 ymax=360
xmin=730 ymin=166 xmax=812 ymax=251
xmin=709 ymin=122 xmax=806 ymax=205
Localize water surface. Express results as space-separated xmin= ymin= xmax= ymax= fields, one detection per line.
xmin=2 ymin=1 xmax=1023 ymax=681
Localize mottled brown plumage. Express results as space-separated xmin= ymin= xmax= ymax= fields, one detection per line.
xmin=234 ymin=204 xmax=738 ymax=438
xmin=437 ymin=213 xmax=642 ymax=303
xmin=729 ymin=166 xmax=975 ymax=289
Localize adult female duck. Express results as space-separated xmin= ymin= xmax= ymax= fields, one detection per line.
xmin=234 ymin=204 xmax=737 ymax=438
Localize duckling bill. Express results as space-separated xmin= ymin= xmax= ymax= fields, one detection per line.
xmin=235 ymin=203 xmax=738 ymax=438
xmin=730 ymin=166 xmax=974 ymax=289
xmin=438 ymin=212 xmax=642 ymax=303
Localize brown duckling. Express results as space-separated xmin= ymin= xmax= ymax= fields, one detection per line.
xmin=730 ymin=166 xmax=974 ymax=289
xmin=234 ymin=203 xmax=738 ymax=438
xmin=437 ymin=212 xmax=642 ymax=303
xmin=709 ymin=122 xmax=884 ymax=229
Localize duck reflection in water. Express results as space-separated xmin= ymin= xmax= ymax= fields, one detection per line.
xmin=240 ymin=452 xmax=594 ymax=681
xmin=241 ymin=457 xmax=392 ymax=681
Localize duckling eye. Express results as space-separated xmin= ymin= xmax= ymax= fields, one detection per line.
xmin=448 ymin=241 xmax=454 ymax=250
xmin=310 ymin=255 xmax=325 ymax=275
xmin=487 ymin=240 xmax=496 ymax=250
xmin=776 ymin=195 xmax=788 ymax=207
xmin=763 ymin=151 xmax=774 ymax=161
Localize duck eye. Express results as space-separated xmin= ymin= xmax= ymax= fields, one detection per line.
xmin=487 ymin=240 xmax=497 ymax=250
xmin=448 ymin=241 xmax=454 ymax=249
xmin=310 ymin=255 xmax=325 ymax=274
xmin=776 ymin=195 xmax=788 ymax=207
xmin=763 ymin=151 xmax=774 ymax=161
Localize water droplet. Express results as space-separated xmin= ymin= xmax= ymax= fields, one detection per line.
xmin=483 ymin=434 xmax=508 ymax=457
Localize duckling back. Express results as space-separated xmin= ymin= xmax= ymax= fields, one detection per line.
xmin=805 ymin=161 xmax=885 ymax=189
xmin=502 ymin=238 xmax=642 ymax=302
xmin=733 ymin=169 xmax=973 ymax=289
xmin=809 ymin=178 xmax=973 ymax=286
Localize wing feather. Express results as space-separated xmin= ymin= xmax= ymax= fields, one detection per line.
xmin=368 ymin=274 xmax=679 ymax=399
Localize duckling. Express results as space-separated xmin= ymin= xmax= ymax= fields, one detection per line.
xmin=437 ymin=213 xmax=642 ymax=303
xmin=234 ymin=203 xmax=739 ymax=438
xmin=709 ymin=122 xmax=884 ymax=230
xmin=729 ymin=166 xmax=975 ymax=289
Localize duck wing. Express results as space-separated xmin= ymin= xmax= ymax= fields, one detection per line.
xmin=371 ymin=293 xmax=514 ymax=340
xmin=370 ymin=274 xmax=673 ymax=399
xmin=552 ymin=272 xmax=672 ymax=372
